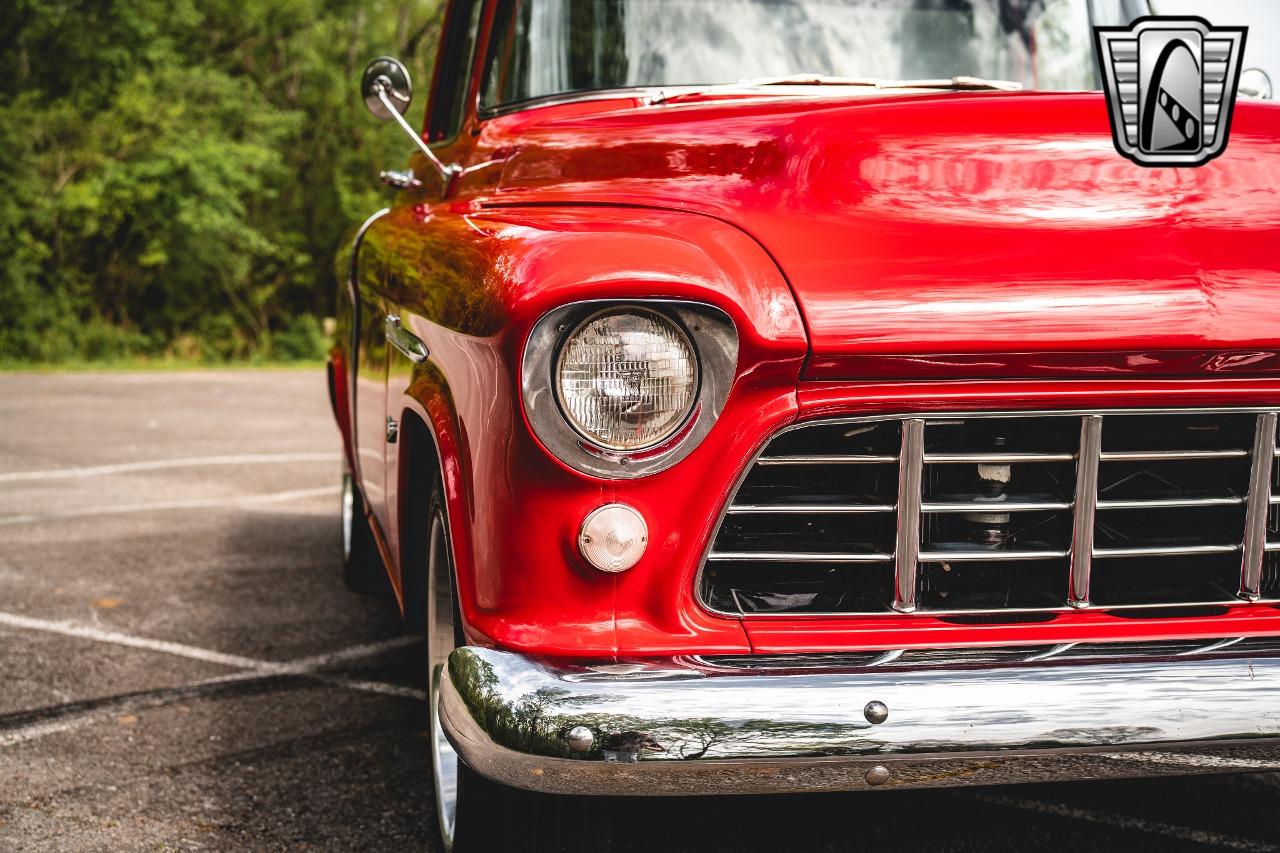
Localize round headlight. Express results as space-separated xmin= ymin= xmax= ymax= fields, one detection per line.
xmin=555 ymin=308 xmax=698 ymax=451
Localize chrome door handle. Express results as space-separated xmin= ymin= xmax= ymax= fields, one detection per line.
xmin=385 ymin=315 xmax=429 ymax=363
xmin=379 ymin=168 xmax=421 ymax=189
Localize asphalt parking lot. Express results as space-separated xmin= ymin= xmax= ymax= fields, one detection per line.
xmin=3 ymin=370 xmax=1280 ymax=852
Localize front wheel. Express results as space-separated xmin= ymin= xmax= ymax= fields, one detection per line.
xmin=423 ymin=483 xmax=614 ymax=853
xmin=426 ymin=497 xmax=463 ymax=847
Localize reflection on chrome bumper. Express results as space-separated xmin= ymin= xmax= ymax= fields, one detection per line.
xmin=440 ymin=642 xmax=1280 ymax=796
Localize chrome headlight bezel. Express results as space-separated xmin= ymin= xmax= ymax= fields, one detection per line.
xmin=522 ymin=300 xmax=738 ymax=478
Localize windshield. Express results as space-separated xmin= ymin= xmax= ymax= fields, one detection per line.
xmin=481 ymin=0 xmax=1098 ymax=110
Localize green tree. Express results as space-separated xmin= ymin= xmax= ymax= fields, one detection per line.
xmin=0 ymin=0 xmax=443 ymax=363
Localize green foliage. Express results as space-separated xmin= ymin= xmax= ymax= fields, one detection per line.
xmin=0 ymin=0 xmax=444 ymax=364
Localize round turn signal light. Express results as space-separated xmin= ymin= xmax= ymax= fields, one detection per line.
xmin=579 ymin=504 xmax=648 ymax=572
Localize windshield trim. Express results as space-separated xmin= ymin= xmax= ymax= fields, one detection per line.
xmin=477 ymin=81 xmax=1057 ymax=121
xmin=478 ymin=85 xmax=697 ymax=119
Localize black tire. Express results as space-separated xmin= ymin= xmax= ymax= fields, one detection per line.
xmin=453 ymin=762 xmax=616 ymax=853
xmin=341 ymin=463 xmax=385 ymax=593
xmin=421 ymin=477 xmax=614 ymax=853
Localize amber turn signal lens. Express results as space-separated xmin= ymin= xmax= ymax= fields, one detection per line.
xmin=578 ymin=503 xmax=648 ymax=572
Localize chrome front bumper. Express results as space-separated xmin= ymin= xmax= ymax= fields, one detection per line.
xmin=440 ymin=642 xmax=1280 ymax=796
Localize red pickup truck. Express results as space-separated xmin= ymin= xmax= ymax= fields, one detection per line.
xmin=329 ymin=1 xmax=1280 ymax=849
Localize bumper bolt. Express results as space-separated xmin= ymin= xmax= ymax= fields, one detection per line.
xmin=865 ymin=765 xmax=891 ymax=787
xmin=566 ymin=726 xmax=594 ymax=753
xmin=863 ymin=700 xmax=889 ymax=725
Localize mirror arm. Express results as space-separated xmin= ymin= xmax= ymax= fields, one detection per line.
xmin=373 ymin=78 xmax=461 ymax=188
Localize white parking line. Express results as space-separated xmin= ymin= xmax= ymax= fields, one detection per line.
xmin=0 ymin=611 xmax=268 ymax=669
xmin=0 ymin=610 xmax=417 ymax=675
xmin=970 ymin=793 xmax=1278 ymax=852
xmin=0 ymin=452 xmax=337 ymax=484
xmin=0 ymin=612 xmax=424 ymax=747
xmin=279 ymin=638 xmax=423 ymax=672
xmin=0 ymin=485 xmax=339 ymax=526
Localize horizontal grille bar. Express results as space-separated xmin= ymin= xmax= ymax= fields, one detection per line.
xmin=727 ymin=503 xmax=895 ymax=515
xmin=1094 ymin=543 xmax=1242 ymax=558
xmin=922 ymin=499 xmax=1072 ymax=512
xmin=762 ymin=448 xmax=1259 ymax=465
xmin=756 ymin=455 xmax=896 ymax=465
xmin=1096 ymin=496 xmax=1245 ymax=509
xmin=920 ymin=548 xmax=1068 ymax=562
xmin=924 ymin=452 xmax=1075 ymax=463
xmin=700 ymin=408 xmax=1280 ymax=618
xmin=707 ymin=551 xmax=892 ymax=563
xmin=1099 ymin=449 xmax=1249 ymax=461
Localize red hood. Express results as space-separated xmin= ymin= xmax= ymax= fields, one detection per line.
xmin=490 ymin=92 xmax=1280 ymax=379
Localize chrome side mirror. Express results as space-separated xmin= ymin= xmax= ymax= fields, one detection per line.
xmin=1240 ymin=68 xmax=1273 ymax=100
xmin=362 ymin=56 xmax=413 ymax=120
xmin=360 ymin=56 xmax=458 ymax=187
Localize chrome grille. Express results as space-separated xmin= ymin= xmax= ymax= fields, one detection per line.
xmin=700 ymin=409 xmax=1280 ymax=617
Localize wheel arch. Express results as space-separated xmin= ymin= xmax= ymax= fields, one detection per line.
xmin=393 ymin=370 xmax=474 ymax=640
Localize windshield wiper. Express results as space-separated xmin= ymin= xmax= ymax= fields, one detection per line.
xmin=884 ymin=76 xmax=1023 ymax=91
xmin=647 ymin=74 xmax=1022 ymax=104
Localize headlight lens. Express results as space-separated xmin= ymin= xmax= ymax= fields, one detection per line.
xmin=555 ymin=308 xmax=698 ymax=451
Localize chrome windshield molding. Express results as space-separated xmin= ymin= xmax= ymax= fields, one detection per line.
xmin=478 ymin=86 xmax=687 ymax=120
xmin=892 ymin=419 xmax=925 ymax=613
xmin=441 ymin=644 xmax=1280 ymax=796
xmin=1070 ymin=415 xmax=1103 ymax=609
xmin=521 ymin=300 xmax=737 ymax=479
xmin=1240 ymin=412 xmax=1278 ymax=601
